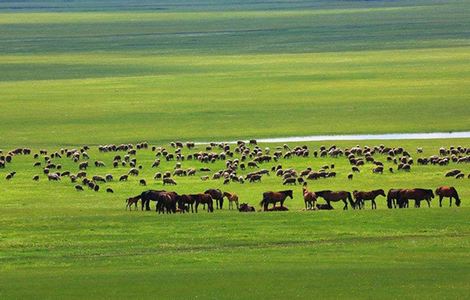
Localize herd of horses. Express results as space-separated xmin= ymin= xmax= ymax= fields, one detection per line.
xmin=126 ymin=185 xmax=461 ymax=214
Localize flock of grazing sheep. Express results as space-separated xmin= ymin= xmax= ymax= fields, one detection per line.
xmin=0 ymin=139 xmax=468 ymax=213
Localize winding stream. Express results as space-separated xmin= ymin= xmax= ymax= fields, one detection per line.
xmin=202 ymin=131 xmax=470 ymax=144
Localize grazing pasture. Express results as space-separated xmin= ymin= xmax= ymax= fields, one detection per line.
xmin=1 ymin=0 xmax=470 ymax=298
xmin=1 ymin=138 xmax=470 ymax=298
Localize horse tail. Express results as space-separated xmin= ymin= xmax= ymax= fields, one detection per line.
xmin=386 ymin=191 xmax=393 ymax=209
xmin=452 ymin=187 xmax=461 ymax=206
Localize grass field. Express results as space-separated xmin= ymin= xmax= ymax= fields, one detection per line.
xmin=1 ymin=0 xmax=470 ymax=298
xmin=1 ymin=0 xmax=470 ymax=146
xmin=1 ymin=139 xmax=470 ymax=298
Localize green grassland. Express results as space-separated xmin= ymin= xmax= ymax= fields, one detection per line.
xmin=1 ymin=139 xmax=470 ymax=298
xmin=1 ymin=0 xmax=470 ymax=298
xmin=1 ymin=0 xmax=470 ymax=147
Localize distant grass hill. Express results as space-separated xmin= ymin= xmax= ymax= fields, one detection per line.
xmin=0 ymin=0 xmax=469 ymax=146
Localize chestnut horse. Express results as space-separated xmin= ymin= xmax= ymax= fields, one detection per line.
xmin=126 ymin=196 xmax=141 ymax=210
xmin=353 ymin=189 xmax=385 ymax=209
xmin=397 ymin=188 xmax=434 ymax=208
xmin=302 ymin=183 xmax=317 ymax=210
xmin=315 ymin=190 xmax=354 ymax=210
xmin=260 ymin=190 xmax=293 ymax=211
xmin=435 ymin=186 xmax=461 ymax=207
xmin=223 ymin=192 xmax=239 ymax=210
xmin=190 ymin=193 xmax=214 ymax=213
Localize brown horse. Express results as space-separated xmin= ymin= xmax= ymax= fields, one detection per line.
xmin=223 ymin=192 xmax=239 ymax=210
xmin=353 ymin=189 xmax=385 ymax=209
xmin=205 ymin=189 xmax=224 ymax=209
xmin=315 ymin=190 xmax=354 ymax=210
xmin=190 ymin=193 xmax=214 ymax=213
xmin=176 ymin=194 xmax=195 ymax=213
xmin=138 ymin=190 xmax=167 ymax=211
xmin=397 ymin=188 xmax=434 ymax=208
xmin=239 ymin=203 xmax=255 ymax=212
xmin=156 ymin=192 xmax=178 ymax=214
xmin=387 ymin=189 xmax=402 ymax=209
xmin=435 ymin=186 xmax=461 ymax=207
xmin=259 ymin=190 xmax=293 ymax=211
xmin=126 ymin=196 xmax=141 ymax=210
xmin=302 ymin=183 xmax=317 ymax=210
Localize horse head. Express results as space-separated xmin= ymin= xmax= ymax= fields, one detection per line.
xmin=287 ymin=190 xmax=293 ymax=199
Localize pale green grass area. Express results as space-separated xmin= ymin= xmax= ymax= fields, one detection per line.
xmin=1 ymin=47 xmax=470 ymax=147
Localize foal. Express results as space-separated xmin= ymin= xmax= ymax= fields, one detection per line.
xmin=223 ymin=192 xmax=239 ymax=210
xmin=126 ymin=196 xmax=141 ymax=211
xmin=302 ymin=183 xmax=317 ymax=210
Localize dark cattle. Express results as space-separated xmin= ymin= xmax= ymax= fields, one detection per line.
xmin=75 ymin=185 xmax=84 ymax=191
xmin=106 ymin=188 xmax=114 ymax=193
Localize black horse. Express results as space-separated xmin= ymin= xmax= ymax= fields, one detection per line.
xmin=259 ymin=190 xmax=293 ymax=211
xmin=136 ymin=190 xmax=167 ymax=211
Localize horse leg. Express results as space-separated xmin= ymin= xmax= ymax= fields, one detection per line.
xmin=343 ymin=199 xmax=348 ymax=210
xmin=449 ymin=196 xmax=452 ymax=207
xmin=427 ymin=199 xmax=430 ymax=208
xmin=146 ymin=200 xmax=151 ymax=211
xmin=372 ymin=200 xmax=376 ymax=210
xmin=439 ymin=196 xmax=443 ymax=207
xmin=195 ymin=202 xmax=199 ymax=213
xmin=220 ymin=198 xmax=224 ymax=210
